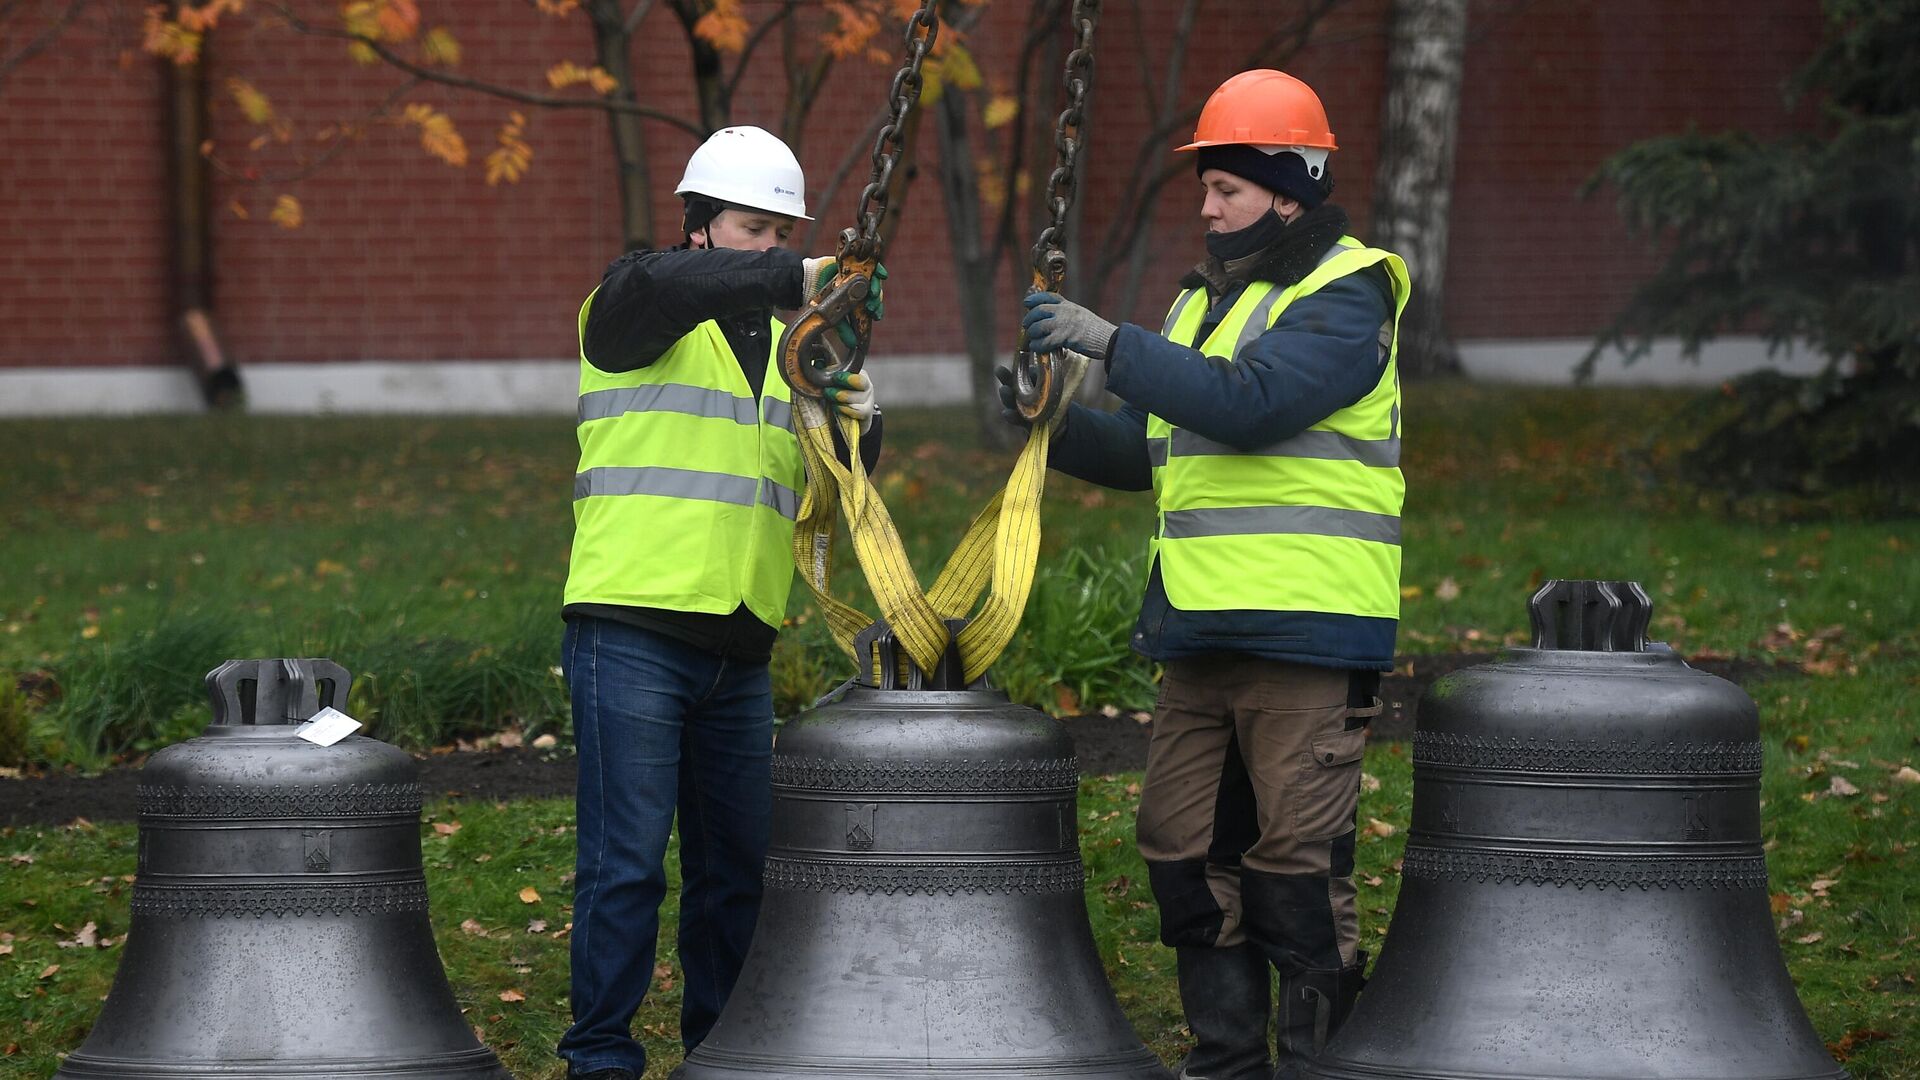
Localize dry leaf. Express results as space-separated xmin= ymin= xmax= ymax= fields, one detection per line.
xmin=459 ymin=919 xmax=489 ymax=937
xmin=1893 ymin=766 xmax=1920 ymax=785
xmin=498 ymin=988 xmax=526 ymax=1002
xmin=1360 ymin=772 xmax=1382 ymax=793
xmin=1435 ymin=577 xmax=1461 ymax=602
xmin=1364 ymin=818 xmax=1397 ymax=839
xmin=1362 ymin=875 xmax=1385 ymax=887
xmin=527 ymin=919 xmax=548 ymax=934
xmin=1794 ymin=931 xmax=1824 ymax=945
xmin=519 ymin=886 xmax=542 ymax=904
xmin=1828 ymin=776 xmax=1860 ymax=798
xmin=532 ymin=733 xmax=559 ymax=750
xmin=433 ymin=821 xmax=462 ymax=836
xmin=38 ymin=964 xmax=59 ymax=979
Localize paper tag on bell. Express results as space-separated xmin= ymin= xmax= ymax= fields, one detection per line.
xmin=296 ymin=706 xmax=362 ymax=747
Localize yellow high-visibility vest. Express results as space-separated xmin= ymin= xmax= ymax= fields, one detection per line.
xmin=1146 ymin=236 xmax=1411 ymax=620
xmin=564 ymin=287 xmax=805 ymax=628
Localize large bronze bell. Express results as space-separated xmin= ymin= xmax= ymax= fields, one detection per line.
xmin=58 ymin=658 xmax=509 ymax=1080
xmin=680 ymin=637 xmax=1171 ymax=1080
xmin=1308 ymin=581 xmax=1847 ymax=1080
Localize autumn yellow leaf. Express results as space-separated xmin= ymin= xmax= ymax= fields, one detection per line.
xmin=485 ymin=112 xmax=533 ymax=186
xmin=270 ymin=194 xmax=303 ymax=230
xmin=399 ymin=103 xmax=468 ymax=167
xmin=939 ymin=42 xmax=982 ymax=92
xmin=420 ymin=27 xmax=461 ymax=67
xmin=692 ymin=0 xmax=749 ymax=52
xmin=821 ymin=2 xmax=880 ymax=59
xmin=534 ymin=0 xmax=579 ymax=14
xmin=1363 ymin=817 xmax=1397 ymax=839
xmin=142 ymin=9 xmax=203 ymax=65
xmin=498 ymin=988 xmax=526 ymax=1002
xmin=376 ymin=0 xmax=420 ymax=41
xmin=432 ymin=821 xmax=461 ymax=836
xmin=226 ymin=78 xmax=273 ymax=125
xmin=175 ymin=0 xmax=246 ymax=34
xmin=518 ymin=886 xmax=541 ymax=904
xmin=546 ymin=61 xmax=617 ymax=96
xmin=975 ymin=94 xmax=1021 ymax=127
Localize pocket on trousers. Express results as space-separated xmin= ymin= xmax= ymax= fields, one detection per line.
xmin=1293 ymin=726 xmax=1366 ymax=842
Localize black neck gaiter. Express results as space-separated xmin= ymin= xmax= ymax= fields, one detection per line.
xmin=1204 ymin=207 xmax=1287 ymax=262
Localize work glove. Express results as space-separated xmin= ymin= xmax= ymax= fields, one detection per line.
xmin=824 ymin=370 xmax=879 ymax=434
xmin=806 ymin=259 xmax=888 ymax=350
xmin=993 ymin=358 xmax=1077 ymax=436
xmin=1021 ymin=291 xmax=1117 ymax=361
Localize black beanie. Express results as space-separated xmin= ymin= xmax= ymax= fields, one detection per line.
xmin=682 ymin=195 xmax=725 ymax=237
xmin=1194 ymin=143 xmax=1331 ymax=209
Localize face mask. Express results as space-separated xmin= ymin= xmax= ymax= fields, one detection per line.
xmin=1205 ymin=206 xmax=1287 ymax=262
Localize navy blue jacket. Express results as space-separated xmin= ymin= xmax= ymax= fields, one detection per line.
xmin=1049 ymin=246 xmax=1397 ymax=671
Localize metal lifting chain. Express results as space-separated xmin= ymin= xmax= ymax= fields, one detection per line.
xmin=777 ymin=0 xmax=941 ymax=398
xmin=1014 ymin=0 xmax=1100 ymax=424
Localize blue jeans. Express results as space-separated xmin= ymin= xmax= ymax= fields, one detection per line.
xmin=556 ymin=617 xmax=774 ymax=1076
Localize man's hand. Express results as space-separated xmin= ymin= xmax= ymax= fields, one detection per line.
xmin=1021 ymin=292 xmax=1117 ymax=361
xmin=824 ymin=370 xmax=879 ymax=433
xmin=806 ymin=260 xmax=888 ymax=350
xmin=993 ymin=360 xmax=1076 ymax=436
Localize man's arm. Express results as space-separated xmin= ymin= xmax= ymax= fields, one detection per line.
xmin=1102 ymin=268 xmax=1393 ymax=450
xmin=583 ymin=248 xmax=807 ymax=373
xmin=1047 ymin=403 xmax=1154 ymax=491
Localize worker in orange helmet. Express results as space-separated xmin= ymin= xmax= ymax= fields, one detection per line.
xmin=1003 ymin=70 xmax=1412 ymax=1079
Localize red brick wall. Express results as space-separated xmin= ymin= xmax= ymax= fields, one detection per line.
xmin=0 ymin=0 xmax=1823 ymax=370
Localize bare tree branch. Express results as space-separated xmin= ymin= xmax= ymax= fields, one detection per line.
xmin=799 ymin=108 xmax=886 ymax=253
xmin=987 ymin=0 xmax=1068 ymax=277
xmin=623 ymin=0 xmax=658 ymax=36
xmin=723 ymin=0 xmax=797 ymax=104
xmin=0 ymin=0 xmax=89 ymax=89
xmin=205 ymin=77 xmax=423 ymax=186
xmin=261 ymin=1 xmax=705 ymax=138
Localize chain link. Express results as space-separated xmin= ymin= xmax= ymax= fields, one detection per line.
xmin=1029 ymin=0 xmax=1099 ymax=291
xmin=847 ymin=1 xmax=941 ymax=262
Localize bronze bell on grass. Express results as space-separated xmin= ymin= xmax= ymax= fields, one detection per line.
xmin=679 ymin=626 xmax=1171 ymax=1079
xmin=1307 ymin=580 xmax=1847 ymax=1080
xmin=57 ymin=658 xmax=510 ymax=1080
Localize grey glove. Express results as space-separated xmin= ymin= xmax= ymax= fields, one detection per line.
xmin=1021 ymin=291 xmax=1117 ymax=361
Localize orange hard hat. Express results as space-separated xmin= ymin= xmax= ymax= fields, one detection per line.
xmin=1177 ymin=69 xmax=1338 ymax=155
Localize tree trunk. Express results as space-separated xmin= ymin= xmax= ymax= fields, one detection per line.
xmin=586 ymin=0 xmax=653 ymax=251
xmin=670 ymin=0 xmax=730 ymax=134
xmin=935 ymin=88 xmax=1020 ymax=450
xmin=164 ymin=4 xmax=240 ymax=407
xmin=1370 ymin=0 xmax=1468 ymax=378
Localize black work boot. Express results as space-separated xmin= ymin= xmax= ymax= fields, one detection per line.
xmin=1174 ymin=944 xmax=1273 ymax=1080
xmin=1272 ymin=951 xmax=1366 ymax=1080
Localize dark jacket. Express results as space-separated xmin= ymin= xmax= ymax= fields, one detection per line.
xmin=565 ymin=245 xmax=884 ymax=661
xmin=1048 ymin=227 xmax=1398 ymax=670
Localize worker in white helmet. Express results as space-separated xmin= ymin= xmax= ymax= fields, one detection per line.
xmin=556 ymin=125 xmax=885 ymax=1080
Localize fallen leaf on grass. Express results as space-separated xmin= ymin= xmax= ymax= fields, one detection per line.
xmin=433 ymin=821 xmax=462 ymax=836
xmin=1435 ymin=577 xmax=1461 ymax=602
xmin=1794 ymin=932 xmax=1824 ymax=945
xmin=56 ymin=922 xmax=99 ymax=949
xmin=498 ymin=989 xmax=525 ymax=1003
xmin=1809 ymin=879 xmax=1835 ymax=897
xmin=519 ymin=886 xmax=542 ymax=904
xmin=8 ymin=853 xmax=33 ymax=866
xmin=459 ymin=919 xmax=489 ymax=937
xmin=1827 ymin=1028 xmax=1893 ymax=1062
xmin=532 ymin=733 xmax=558 ymax=750
xmin=1362 ymin=875 xmax=1385 ymax=887
xmin=1828 ymin=776 xmax=1860 ymax=798
xmin=1360 ymin=772 xmax=1381 ymax=793
xmin=527 ymin=919 xmax=548 ymax=934
xmin=1363 ymin=818 xmax=1397 ymax=839
xmin=1894 ymin=766 xmax=1920 ymax=785
xmin=38 ymin=964 xmax=58 ymax=979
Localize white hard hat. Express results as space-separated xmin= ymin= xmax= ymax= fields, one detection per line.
xmin=675 ymin=125 xmax=812 ymax=221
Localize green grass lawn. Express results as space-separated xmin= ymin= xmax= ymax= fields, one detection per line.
xmin=2 ymin=383 xmax=1918 ymax=1076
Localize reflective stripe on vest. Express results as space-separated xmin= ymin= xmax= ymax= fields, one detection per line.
xmin=564 ymin=286 xmax=805 ymax=625
xmin=1147 ymin=237 xmax=1411 ymax=620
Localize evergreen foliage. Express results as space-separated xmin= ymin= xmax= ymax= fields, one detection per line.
xmin=1584 ymin=0 xmax=1919 ymax=507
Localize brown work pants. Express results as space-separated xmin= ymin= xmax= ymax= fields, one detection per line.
xmin=1135 ymin=655 xmax=1373 ymax=972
